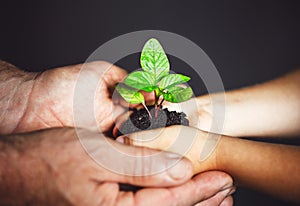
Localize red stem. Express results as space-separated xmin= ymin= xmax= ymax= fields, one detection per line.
xmin=154 ymin=90 xmax=158 ymax=118
xmin=158 ymin=98 xmax=165 ymax=108
xmin=154 ymin=98 xmax=164 ymax=118
xmin=154 ymin=107 xmax=159 ymax=118
xmin=142 ymin=102 xmax=152 ymax=119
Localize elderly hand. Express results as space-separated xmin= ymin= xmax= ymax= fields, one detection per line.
xmin=0 ymin=128 xmax=234 ymax=206
xmin=0 ymin=61 xmax=127 ymax=134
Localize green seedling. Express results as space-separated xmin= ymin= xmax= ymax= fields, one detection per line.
xmin=116 ymin=38 xmax=193 ymax=118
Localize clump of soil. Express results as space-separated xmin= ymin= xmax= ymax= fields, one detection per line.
xmin=117 ymin=106 xmax=189 ymax=136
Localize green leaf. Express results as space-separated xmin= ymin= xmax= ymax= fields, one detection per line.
xmin=125 ymin=71 xmax=157 ymax=92
xmin=140 ymin=38 xmax=170 ymax=83
xmin=159 ymin=74 xmax=190 ymax=90
xmin=163 ymin=86 xmax=193 ymax=103
xmin=115 ymin=83 xmax=144 ymax=104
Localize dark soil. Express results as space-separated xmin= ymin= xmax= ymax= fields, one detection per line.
xmin=117 ymin=105 xmax=189 ymax=136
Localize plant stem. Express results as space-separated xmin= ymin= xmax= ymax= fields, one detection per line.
xmin=158 ymin=98 xmax=165 ymax=108
xmin=154 ymin=107 xmax=159 ymax=118
xmin=142 ymin=102 xmax=152 ymax=119
xmin=154 ymin=90 xmax=158 ymax=118
xmin=154 ymin=90 xmax=158 ymax=105
xmin=154 ymin=98 xmax=165 ymax=118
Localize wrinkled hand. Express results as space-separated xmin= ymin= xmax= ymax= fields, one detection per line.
xmin=1 ymin=61 xmax=235 ymax=206
xmin=0 ymin=128 xmax=233 ymax=206
xmin=13 ymin=61 xmax=127 ymax=134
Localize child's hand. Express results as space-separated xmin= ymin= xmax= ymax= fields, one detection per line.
xmin=117 ymin=125 xmax=222 ymax=174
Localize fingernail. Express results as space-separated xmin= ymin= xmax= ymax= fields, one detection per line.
xmin=221 ymin=182 xmax=233 ymax=191
xmin=219 ymin=186 xmax=236 ymax=197
xmin=116 ymin=136 xmax=124 ymax=143
xmin=219 ymin=196 xmax=233 ymax=206
xmin=220 ymin=188 xmax=231 ymax=197
xmin=167 ymin=156 xmax=191 ymax=180
xmin=226 ymin=186 xmax=236 ymax=196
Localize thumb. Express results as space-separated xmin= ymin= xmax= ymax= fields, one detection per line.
xmin=81 ymin=130 xmax=194 ymax=187
xmin=107 ymin=141 xmax=194 ymax=187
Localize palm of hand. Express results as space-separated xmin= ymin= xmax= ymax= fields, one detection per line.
xmin=15 ymin=128 xmax=233 ymax=206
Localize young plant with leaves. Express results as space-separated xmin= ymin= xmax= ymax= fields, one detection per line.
xmin=116 ymin=38 xmax=193 ymax=118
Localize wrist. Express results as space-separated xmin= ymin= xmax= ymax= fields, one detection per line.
xmin=0 ymin=133 xmax=57 ymax=204
xmin=0 ymin=136 xmax=25 ymax=204
xmin=214 ymin=135 xmax=243 ymax=181
xmin=214 ymin=135 xmax=229 ymax=172
xmin=7 ymin=67 xmax=75 ymax=133
xmin=0 ymin=62 xmax=39 ymax=134
xmin=190 ymin=130 xmax=219 ymax=174
xmin=193 ymin=134 xmax=235 ymax=173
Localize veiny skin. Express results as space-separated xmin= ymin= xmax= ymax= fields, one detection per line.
xmin=0 ymin=127 xmax=234 ymax=206
xmin=0 ymin=61 xmax=128 ymax=134
xmin=0 ymin=61 xmax=234 ymax=206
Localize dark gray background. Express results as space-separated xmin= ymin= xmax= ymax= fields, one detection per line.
xmin=1 ymin=1 xmax=299 ymax=205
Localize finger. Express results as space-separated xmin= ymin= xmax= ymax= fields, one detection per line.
xmin=106 ymin=143 xmax=194 ymax=187
xmin=115 ymin=191 xmax=135 ymax=206
xmin=116 ymin=125 xmax=206 ymax=164
xmin=98 ymin=104 xmax=125 ymax=132
xmin=195 ymin=192 xmax=233 ymax=206
xmin=81 ymin=131 xmax=194 ymax=187
xmin=128 ymin=171 xmax=233 ymax=206
xmin=77 ymin=61 xmax=128 ymax=89
xmin=116 ymin=125 xmax=196 ymax=167
xmin=117 ymin=125 xmax=197 ymax=148
xmin=181 ymin=171 xmax=233 ymax=205
xmin=113 ymin=110 xmax=134 ymax=137
xmin=220 ymin=196 xmax=234 ymax=206
xmin=118 ymin=126 xmax=177 ymax=149
xmin=95 ymin=61 xmax=128 ymax=88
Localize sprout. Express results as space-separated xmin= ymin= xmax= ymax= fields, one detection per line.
xmin=116 ymin=38 xmax=193 ymax=118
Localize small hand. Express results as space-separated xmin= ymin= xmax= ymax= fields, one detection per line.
xmin=116 ymin=125 xmax=235 ymax=205
xmin=117 ymin=125 xmax=224 ymax=175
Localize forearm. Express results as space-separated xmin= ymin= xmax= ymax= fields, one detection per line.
xmin=0 ymin=138 xmax=20 ymax=204
xmin=0 ymin=134 xmax=39 ymax=205
xmin=0 ymin=61 xmax=63 ymax=134
xmin=197 ymin=69 xmax=300 ymax=137
xmin=0 ymin=61 xmax=38 ymax=134
xmin=122 ymin=125 xmax=300 ymax=202
xmin=0 ymin=132 xmax=66 ymax=205
xmin=216 ymin=136 xmax=300 ymax=202
xmin=186 ymin=129 xmax=300 ymax=202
